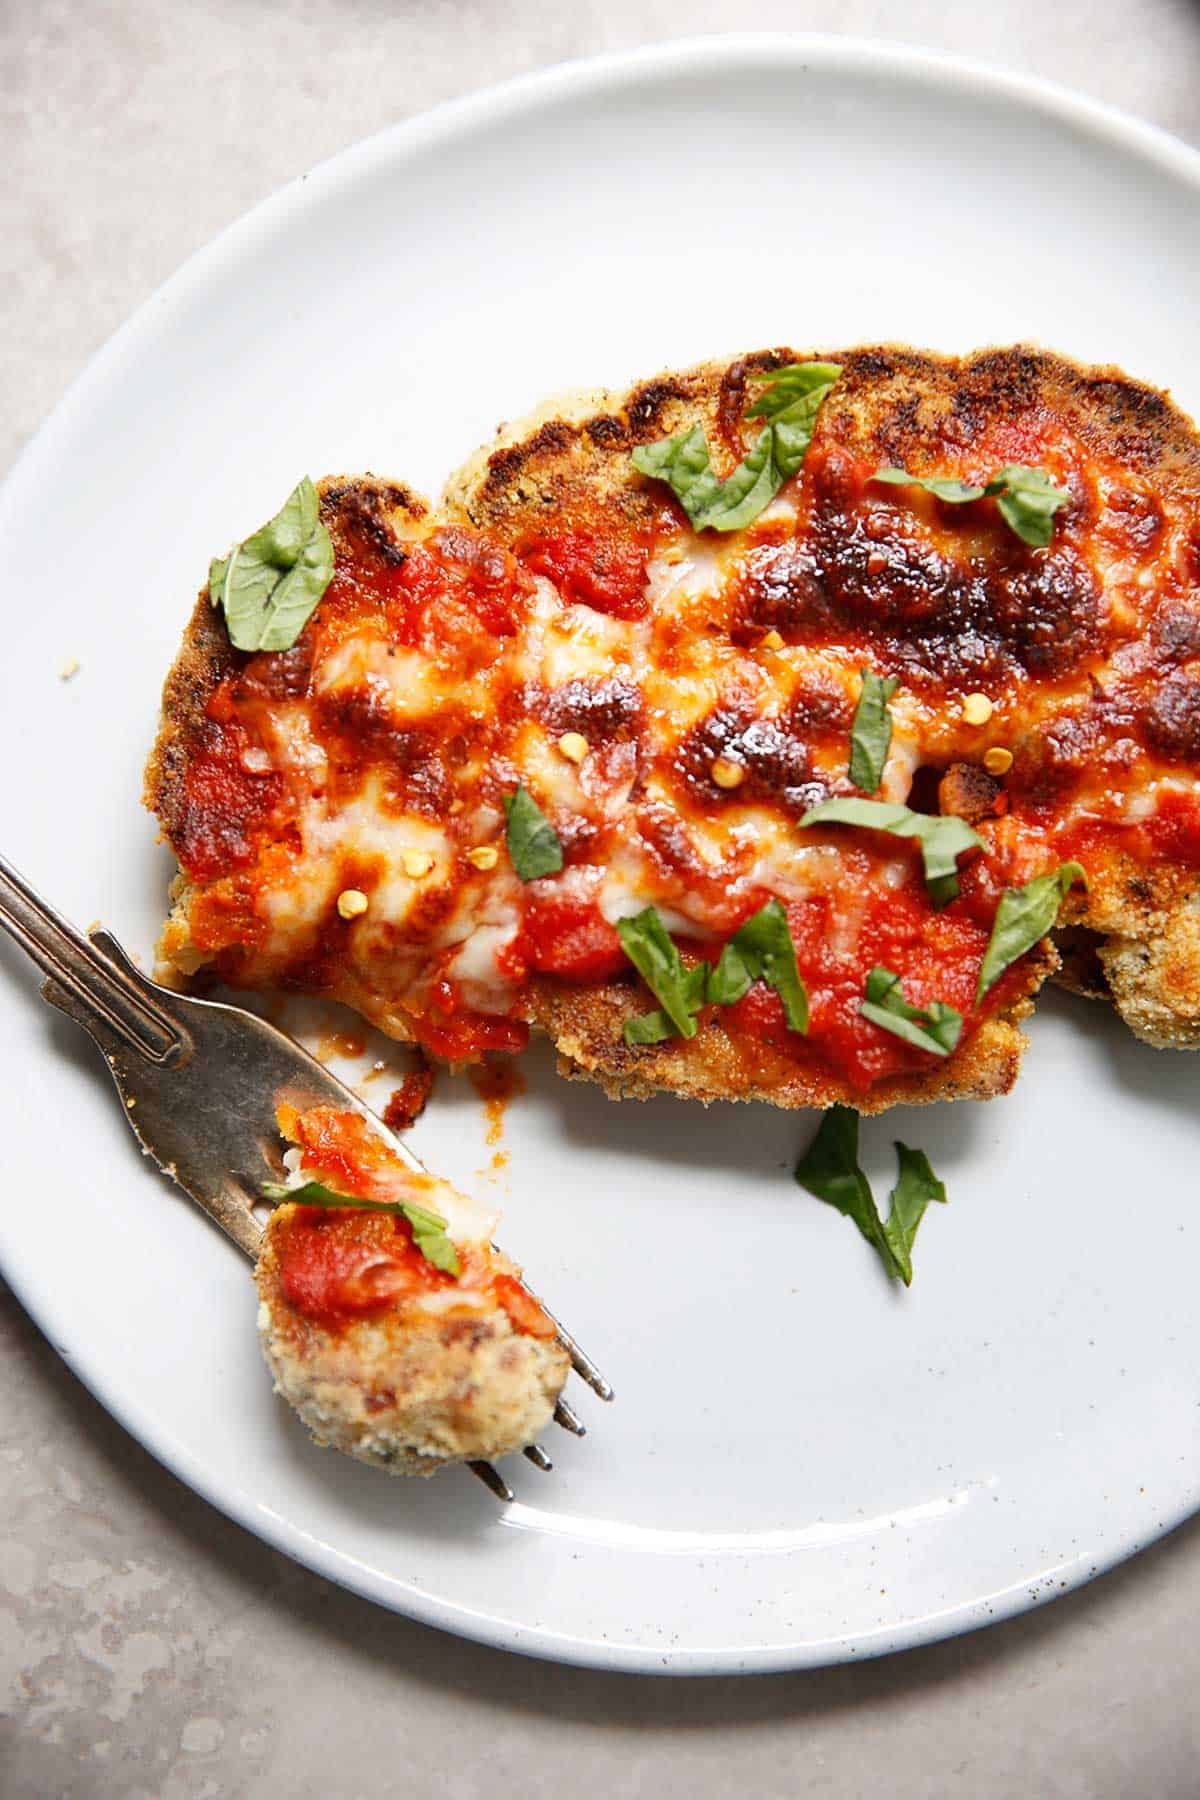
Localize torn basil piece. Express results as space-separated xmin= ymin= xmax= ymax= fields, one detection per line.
xmin=848 ymin=670 xmax=899 ymax=793
xmin=618 ymin=907 xmax=706 ymax=1042
xmin=859 ymin=966 xmax=962 ymax=1057
xmin=799 ymin=797 xmax=984 ymax=907
xmin=503 ymin=785 xmax=564 ymax=882
xmin=976 ymin=862 xmax=1087 ymax=1002
xmin=631 ymin=362 xmax=841 ymax=533
xmin=707 ymin=899 xmax=808 ymax=1032
xmin=869 ymin=463 xmax=1070 ymax=549
xmin=261 ymin=1179 xmax=460 ymax=1275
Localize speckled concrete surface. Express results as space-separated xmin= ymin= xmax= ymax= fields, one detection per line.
xmin=4 ymin=3 xmax=1200 ymax=1795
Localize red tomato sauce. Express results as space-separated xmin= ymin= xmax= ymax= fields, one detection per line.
xmin=522 ymin=530 xmax=649 ymax=619
xmin=176 ymin=710 xmax=282 ymax=882
xmin=273 ymin=1106 xmax=555 ymax=1336
xmin=412 ymin=979 xmax=530 ymax=1061
xmin=722 ymin=880 xmax=996 ymax=1092
xmin=519 ymin=892 xmax=627 ymax=982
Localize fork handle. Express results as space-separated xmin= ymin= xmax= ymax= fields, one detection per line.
xmin=0 ymin=852 xmax=184 ymax=1065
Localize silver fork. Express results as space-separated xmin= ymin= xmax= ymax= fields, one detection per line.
xmin=0 ymin=851 xmax=612 ymax=1501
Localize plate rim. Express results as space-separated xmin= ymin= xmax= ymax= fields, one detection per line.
xmin=4 ymin=31 xmax=1200 ymax=1675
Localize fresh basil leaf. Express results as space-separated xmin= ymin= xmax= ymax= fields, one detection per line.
xmin=794 ymin=1111 xmax=948 ymax=1286
xmin=624 ymin=963 xmax=708 ymax=1044
xmin=870 ymin=466 xmax=986 ymax=504
xmin=208 ymin=552 xmax=230 ymax=608
xmin=794 ymin=1105 xmax=903 ymax=1280
xmin=880 ymin=1143 xmax=947 ymax=1286
xmin=745 ymin=361 xmax=844 ymax=423
xmin=631 ymin=426 xmax=725 ymax=528
xmin=617 ymin=907 xmax=706 ymax=1041
xmin=631 ymin=365 xmax=840 ymax=533
xmin=406 ymin=1211 xmax=463 ymax=1275
xmin=848 ymin=670 xmax=899 ymax=793
xmin=210 ymin=477 xmax=335 ymax=652
xmin=746 ymin=363 xmax=842 ymax=482
xmin=261 ymin=1178 xmax=460 ymax=1276
xmin=990 ymin=464 xmax=1072 ymax=548
xmin=869 ymin=463 xmax=1069 ymax=548
xmin=503 ymin=784 xmax=564 ymax=882
xmin=799 ymin=797 xmax=984 ymax=907
xmin=975 ymin=862 xmax=1087 ymax=1002
xmin=859 ymin=965 xmax=962 ymax=1057
xmin=632 ymin=424 xmax=781 ymax=533
xmin=707 ymin=898 xmax=809 ymax=1032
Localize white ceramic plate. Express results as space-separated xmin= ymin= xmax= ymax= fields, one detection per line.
xmin=3 ymin=35 xmax=1200 ymax=1675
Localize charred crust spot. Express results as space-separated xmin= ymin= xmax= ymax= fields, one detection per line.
xmin=1013 ymin=711 xmax=1100 ymax=807
xmin=534 ymin=677 xmax=644 ymax=742
xmin=992 ymin=552 xmax=1102 ymax=675
xmin=733 ymin=541 xmax=834 ymax=640
xmin=811 ymin=502 xmax=971 ymax=634
xmin=675 ymin=706 xmax=827 ymax=815
xmin=873 ymin=396 xmax=924 ymax=463
xmin=626 ymin=379 xmax=690 ymax=439
xmin=230 ymin=643 xmax=313 ymax=703
xmin=1104 ymin=485 xmax=1165 ymax=554
xmin=314 ymin=687 xmax=456 ymax=815
xmin=1144 ymin=670 xmax=1200 ymax=761
xmin=634 ymin=804 xmax=721 ymax=891
xmin=785 ymin=673 xmax=853 ymax=735
xmin=321 ymin=481 xmax=419 ymax=569
xmin=585 ymin=414 xmax=627 ymax=448
xmin=1152 ymin=602 xmax=1200 ymax=662
xmin=845 ymin=347 xmax=907 ymax=385
xmin=482 ymin=421 xmax=579 ymax=500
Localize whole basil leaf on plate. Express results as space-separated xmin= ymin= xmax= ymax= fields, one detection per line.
xmin=859 ymin=965 xmax=962 ymax=1057
xmin=793 ymin=1105 xmax=894 ymax=1270
xmin=209 ymin=477 xmax=335 ymax=652
xmin=707 ymin=898 xmax=809 ymax=1032
xmin=880 ymin=1143 xmax=947 ymax=1287
xmin=794 ymin=1107 xmax=947 ymax=1286
xmin=848 ymin=670 xmax=899 ymax=793
xmin=503 ymin=785 xmax=564 ymax=882
xmin=260 ymin=1179 xmax=460 ymax=1275
xmin=976 ymin=862 xmax=1087 ymax=1002
xmin=799 ymin=796 xmax=984 ymax=907
xmin=617 ymin=907 xmax=706 ymax=1042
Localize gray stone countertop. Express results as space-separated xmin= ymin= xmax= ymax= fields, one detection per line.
xmin=3 ymin=3 xmax=1200 ymax=1794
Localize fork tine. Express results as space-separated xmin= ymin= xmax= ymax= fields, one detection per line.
xmin=540 ymin=1305 xmax=614 ymax=1401
xmin=522 ymin=1442 xmax=553 ymax=1472
xmin=468 ymin=1460 xmax=514 ymax=1502
xmin=553 ymin=1397 xmax=586 ymax=1436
